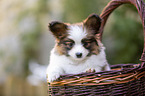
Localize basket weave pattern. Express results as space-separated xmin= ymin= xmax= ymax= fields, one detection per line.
xmin=48 ymin=0 xmax=145 ymax=95
xmin=48 ymin=64 xmax=145 ymax=95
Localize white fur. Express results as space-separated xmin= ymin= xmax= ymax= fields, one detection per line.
xmin=46 ymin=25 xmax=110 ymax=82
xmin=68 ymin=25 xmax=89 ymax=61
xmin=68 ymin=25 xmax=87 ymax=42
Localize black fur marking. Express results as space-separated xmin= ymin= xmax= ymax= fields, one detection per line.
xmin=82 ymin=38 xmax=96 ymax=49
xmin=82 ymin=37 xmax=99 ymax=56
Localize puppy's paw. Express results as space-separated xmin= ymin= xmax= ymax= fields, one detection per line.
xmin=86 ymin=69 xmax=96 ymax=73
xmin=47 ymin=73 xmax=60 ymax=83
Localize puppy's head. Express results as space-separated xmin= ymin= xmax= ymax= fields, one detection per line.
xmin=49 ymin=14 xmax=101 ymax=61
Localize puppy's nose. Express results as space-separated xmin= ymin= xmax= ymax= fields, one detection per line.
xmin=76 ymin=52 xmax=82 ymax=58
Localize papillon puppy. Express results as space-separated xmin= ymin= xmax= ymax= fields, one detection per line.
xmin=46 ymin=14 xmax=110 ymax=82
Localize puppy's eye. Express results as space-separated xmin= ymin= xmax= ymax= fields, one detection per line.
xmin=83 ymin=41 xmax=91 ymax=48
xmin=64 ymin=42 xmax=74 ymax=48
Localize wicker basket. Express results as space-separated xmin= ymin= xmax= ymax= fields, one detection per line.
xmin=47 ymin=0 xmax=145 ymax=95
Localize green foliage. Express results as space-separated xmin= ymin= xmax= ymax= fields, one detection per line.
xmin=103 ymin=4 xmax=143 ymax=64
xmin=63 ymin=0 xmax=109 ymax=23
xmin=20 ymin=28 xmax=41 ymax=76
xmin=16 ymin=0 xmax=49 ymax=76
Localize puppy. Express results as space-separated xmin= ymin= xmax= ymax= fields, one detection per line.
xmin=46 ymin=14 xmax=110 ymax=83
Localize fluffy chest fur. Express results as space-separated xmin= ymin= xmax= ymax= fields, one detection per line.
xmin=49 ymin=46 xmax=108 ymax=74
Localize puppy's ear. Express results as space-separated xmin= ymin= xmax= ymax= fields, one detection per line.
xmin=48 ymin=21 xmax=68 ymax=39
xmin=84 ymin=14 xmax=101 ymax=34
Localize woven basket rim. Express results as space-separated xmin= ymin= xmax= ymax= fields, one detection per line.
xmin=48 ymin=63 xmax=145 ymax=86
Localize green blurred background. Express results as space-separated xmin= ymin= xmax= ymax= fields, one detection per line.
xmin=0 ymin=0 xmax=144 ymax=96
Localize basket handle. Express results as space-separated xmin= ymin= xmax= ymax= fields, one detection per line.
xmin=99 ymin=0 xmax=145 ymax=66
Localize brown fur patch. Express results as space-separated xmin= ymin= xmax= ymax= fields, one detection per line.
xmin=84 ymin=13 xmax=101 ymax=35
xmin=55 ymin=43 xmax=67 ymax=55
xmin=82 ymin=13 xmax=101 ymax=55
xmin=49 ymin=21 xmax=68 ymax=39
xmin=91 ymin=42 xmax=100 ymax=55
xmin=55 ymin=38 xmax=74 ymax=56
xmin=82 ymin=36 xmax=100 ymax=56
